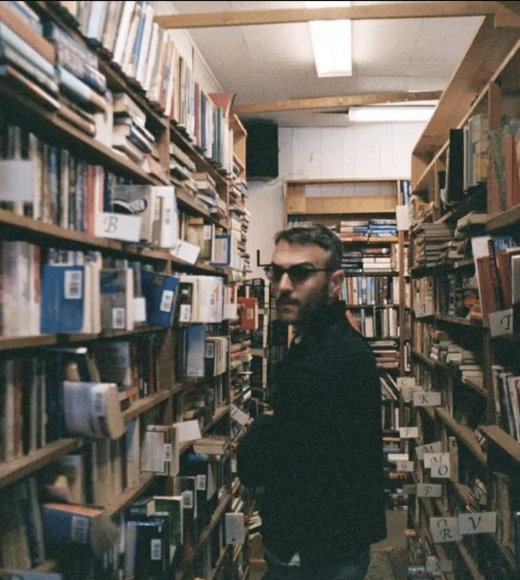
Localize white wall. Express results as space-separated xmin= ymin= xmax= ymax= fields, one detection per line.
xmin=247 ymin=123 xmax=425 ymax=278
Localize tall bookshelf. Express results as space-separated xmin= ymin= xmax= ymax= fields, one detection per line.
xmin=284 ymin=178 xmax=411 ymax=433
xmin=0 ymin=2 xmax=251 ymax=580
xmin=406 ymin=17 xmax=520 ymax=580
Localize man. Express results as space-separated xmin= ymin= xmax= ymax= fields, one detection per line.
xmin=237 ymin=223 xmax=387 ymax=580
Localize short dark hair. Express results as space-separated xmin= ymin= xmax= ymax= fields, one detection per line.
xmin=274 ymin=222 xmax=343 ymax=270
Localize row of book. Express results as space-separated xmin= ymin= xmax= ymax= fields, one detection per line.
xmin=341 ymin=274 xmax=403 ymax=306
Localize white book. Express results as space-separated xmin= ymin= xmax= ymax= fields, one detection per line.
xmin=112 ymin=1 xmax=136 ymax=66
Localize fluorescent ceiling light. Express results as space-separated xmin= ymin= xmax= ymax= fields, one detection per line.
xmin=348 ymin=106 xmax=436 ymax=123
xmin=305 ymin=1 xmax=352 ymax=78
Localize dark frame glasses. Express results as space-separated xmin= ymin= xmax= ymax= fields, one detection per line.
xmin=264 ymin=263 xmax=335 ymax=284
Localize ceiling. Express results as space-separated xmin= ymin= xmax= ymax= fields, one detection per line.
xmin=168 ymin=1 xmax=484 ymax=127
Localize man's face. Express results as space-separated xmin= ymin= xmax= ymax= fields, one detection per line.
xmin=271 ymin=240 xmax=340 ymax=325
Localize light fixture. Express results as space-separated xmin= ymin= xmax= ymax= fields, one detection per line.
xmin=348 ymin=106 xmax=436 ymax=123
xmin=305 ymin=1 xmax=352 ymax=78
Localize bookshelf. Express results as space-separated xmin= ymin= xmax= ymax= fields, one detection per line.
xmin=284 ymin=177 xmax=411 ymax=428
xmin=407 ymin=18 xmax=520 ymax=580
xmin=0 ymin=2 xmax=251 ymax=580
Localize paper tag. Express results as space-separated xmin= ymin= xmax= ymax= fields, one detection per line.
xmin=424 ymin=453 xmax=449 ymax=469
xmin=0 ymin=159 xmax=35 ymax=201
xmin=416 ymin=483 xmax=442 ymax=498
xmin=426 ymin=559 xmax=453 ymax=572
xmin=396 ymin=460 xmax=414 ymax=472
xmin=180 ymin=304 xmax=191 ymax=322
xmin=430 ymin=517 xmax=460 ymax=543
xmin=160 ymin=290 xmax=174 ymax=312
xmin=414 ymin=299 xmax=434 ymax=318
xmin=95 ymin=212 xmax=141 ymax=242
xmin=399 ymin=426 xmax=419 ymax=439
xmin=490 ymin=309 xmax=513 ymax=337
xmin=397 ymin=377 xmax=416 ymax=390
xmin=230 ymin=404 xmax=250 ymax=426
xmin=171 ymin=239 xmax=200 ymax=265
xmin=112 ymin=307 xmax=125 ymax=329
xmin=416 ymin=441 xmax=442 ymax=461
xmin=458 ymin=512 xmax=496 ymax=535
xmin=196 ymin=474 xmax=207 ymax=491
xmin=413 ymin=391 xmax=442 ymax=407
xmin=431 ymin=462 xmax=450 ymax=478
xmin=64 ymin=270 xmax=83 ymax=299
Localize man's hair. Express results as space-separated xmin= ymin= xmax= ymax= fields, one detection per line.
xmin=274 ymin=222 xmax=343 ymax=270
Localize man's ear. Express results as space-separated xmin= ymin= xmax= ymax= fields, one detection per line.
xmin=329 ymin=269 xmax=345 ymax=298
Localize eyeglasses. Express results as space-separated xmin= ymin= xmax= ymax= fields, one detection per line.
xmin=264 ymin=263 xmax=335 ymax=285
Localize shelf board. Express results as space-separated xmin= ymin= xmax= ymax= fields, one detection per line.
xmin=435 ymin=313 xmax=485 ymax=329
xmin=487 ymin=204 xmax=520 ymax=232
xmin=479 ymin=425 xmax=520 ymax=466
xmin=0 ymin=80 xmax=159 ymax=185
xmin=0 ymin=326 xmax=167 ymax=353
xmin=0 ymin=208 xmax=172 ymax=261
xmin=411 ymin=349 xmax=435 ymax=367
xmin=123 ymin=390 xmax=173 ymax=422
xmin=0 ymin=438 xmax=83 ymax=491
xmin=178 ymin=493 xmax=233 ymax=580
xmin=106 ymin=473 xmax=155 ymax=516
xmin=435 ymin=408 xmax=486 ymax=466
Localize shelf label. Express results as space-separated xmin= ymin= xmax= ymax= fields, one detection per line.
xmin=417 ymin=483 xmax=442 ymax=498
xmin=395 ymin=460 xmax=414 ymax=472
xmin=431 ymin=461 xmax=450 ymax=478
xmin=414 ymin=299 xmax=434 ymax=318
xmin=458 ymin=512 xmax=496 ymax=535
xmin=489 ymin=309 xmax=513 ymax=337
xmin=426 ymin=559 xmax=453 ymax=573
xmin=430 ymin=517 xmax=460 ymax=543
xmin=412 ymin=391 xmax=442 ymax=407
xmin=397 ymin=377 xmax=416 ymax=390
xmin=415 ymin=441 xmax=442 ymax=461
xmin=95 ymin=212 xmax=141 ymax=242
xmin=401 ymin=386 xmax=423 ymax=403
xmin=423 ymin=452 xmax=449 ymax=469
xmin=231 ymin=404 xmax=250 ymax=426
xmin=399 ymin=426 xmax=419 ymax=439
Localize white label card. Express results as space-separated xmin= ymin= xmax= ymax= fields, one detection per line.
xmin=399 ymin=426 xmax=419 ymax=439
xmin=416 ymin=483 xmax=443 ymax=498
xmin=430 ymin=517 xmax=460 ymax=543
xmin=416 ymin=441 xmax=442 ymax=461
xmin=160 ymin=290 xmax=174 ymax=312
xmin=230 ymin=404 xmax=250 ymax=426
xmin=95 ymin=212 xmax=141 ymax=242
xmin=458 ymin=512 xmax=496 ymax=535
xmin=431 ymin=462 xmax=451 ymax=478
xmin=423 ymin=453 xmax=450 ymax=469
xmin=426 ymin=559 xmax=453 ymax=572
xmin=413 ymin=391 xmax=442 ymax=407
xmin=401 ymin=386 xmax=424 ymax=403
xmin=490 ymin=309 xmax=513 ymax=337
xmin=396 ymin=460 xmax=414 ymax=472
xmin=397 ymin=377 xmax=416 ymax=390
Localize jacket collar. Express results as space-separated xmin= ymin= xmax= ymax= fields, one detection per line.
xmin=297 ymin=300 xmax=347 ymax=342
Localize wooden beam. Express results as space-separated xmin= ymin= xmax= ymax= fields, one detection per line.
xmin=494 ymin=1 xmax=520 ymax=27
xmin=155 ymin=2 xmax=497 ymax=29
xmin=413 ymin=15 xmax=520 ymax=157
xmin=232 ymin=91 xmax=442 ymax=115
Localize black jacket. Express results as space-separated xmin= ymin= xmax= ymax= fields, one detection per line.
xmin=237 ymin=300 xmax=387 ymax=567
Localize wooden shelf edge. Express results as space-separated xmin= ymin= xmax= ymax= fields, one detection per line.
xmin=106 ymin=473 xmax=155 ymax=516
xmin=0 ymin=438 xmax=83 ymax=490
xmin=435 ymin=408 xmax=487 ymax=466
xmin=123 ymin=390 xmax=173 ymax=422
xmin=479 ymin=424 xmax=520 ymax=465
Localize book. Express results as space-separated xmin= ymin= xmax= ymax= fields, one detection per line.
xmin=42 ymin=503 xmax=118 ymax=558
xmin=141 ymin=270 xmax=180 ymax=328
xmin=62 ymin=380 xmax=126 ymax=439
xmin=40 ymin=265 xmax=85 ymax=334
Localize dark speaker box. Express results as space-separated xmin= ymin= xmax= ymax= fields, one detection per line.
xmin=244 ymin=121 xmax=279 ymax=180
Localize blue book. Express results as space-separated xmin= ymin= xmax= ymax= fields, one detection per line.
xmin=40 ymin=264 xmax=84 ymax=333
xmin=141 ymin=270 xmax=180 ymax=328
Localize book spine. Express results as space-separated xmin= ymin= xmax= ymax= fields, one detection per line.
xmin=57 ymin=66 xmax=107 ymax=112
xmin=0 ymin=2 xmax=55 ymax=63
xmin=0 ymin=22 xmax=55 ymax=78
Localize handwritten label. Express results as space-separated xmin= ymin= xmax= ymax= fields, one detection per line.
xmin=430 ymin=517 xmax=460 ymax=543
xmin=95 ymin=212 xmax=141 ymax=242
xmin=417 ymin=483 xmax=443 ymax=498
xmin=413 ymin=391 xmax=442 ymax=407
xmin=416 ymin=441 xmax=442 ymax=461
xmin=396 ymin=460 xmax=414 ymax=472
xmin=230 ymin=404 xmax=250 ymax=426
xmin=399 ymin=426 xmax=419 ymax=439
xmin=490 ymin=309 xmax=513 ymax=337
xmin=458 ymin=512 xmax=496 ymax=535
xmin=426 ymin=559 xmax=453 ymax=572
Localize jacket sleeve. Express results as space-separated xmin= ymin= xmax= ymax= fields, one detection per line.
xmin=236 ymin=413 xmax=281 ymax=488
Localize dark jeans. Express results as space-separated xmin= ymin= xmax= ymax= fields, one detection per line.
xmin=261 ymin=549 xmax=371 ymax=580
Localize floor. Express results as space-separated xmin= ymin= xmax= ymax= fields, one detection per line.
xmin=249 ymin=509 xmax=411 ymax=580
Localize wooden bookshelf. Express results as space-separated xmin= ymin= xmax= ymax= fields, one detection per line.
xmin=0 ymin=2 xmax=250 ymax=578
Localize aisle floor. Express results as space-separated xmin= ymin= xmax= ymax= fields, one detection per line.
xmin=249 ymin=509 xmax=411 ymax=580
